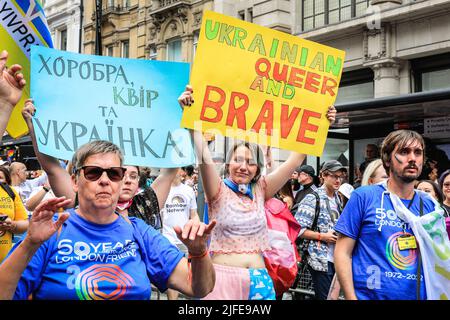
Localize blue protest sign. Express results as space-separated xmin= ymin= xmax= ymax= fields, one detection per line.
xmin=30 ymin=46 xmax=195 ymax=168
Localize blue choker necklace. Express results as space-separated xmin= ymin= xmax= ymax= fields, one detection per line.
xmin=223 ymin=178 xmax=253 ymax=200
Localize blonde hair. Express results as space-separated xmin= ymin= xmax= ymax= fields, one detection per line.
xmin=361 ymin=159 xmax=383 ymax=186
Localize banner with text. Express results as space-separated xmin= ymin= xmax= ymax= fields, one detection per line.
xmin=31 ymin=46 xmax=195 ymax=168
xmin=181 ymin=11 xmax=345 ymax=156
xmin=1 ymin=0 xmax=53 ymax=138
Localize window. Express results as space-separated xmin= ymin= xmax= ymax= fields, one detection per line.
xmin=320 ymin=137 xmax=350 ymax=168
xmin=149 ymin=46 xmax=157 ymax=60
xmin=421 ymin=69 xmax=450 ymax=91
xmin=335 ymin=68 xmax=374 ymax=104
xmin=302 ymin=0 xmax=370 ymax=31
xmin=247 ymin=8 xmax=253 ymax=22
xmin=411 ymin=53 xmax=450 ymax=92
xmin=238 ymin=8 xmax=253 ymax=22
xmin=106 ymin=45 xmax=114 ymax=57
xmin=167 ymin=39 xmax=182 ymax=62
xmin=193 ymin=32 xmax=199 ymax=57
xmin=121 ymin=41 xmax=129 ymax=58
xmin=59 ymin=29 xmax=67 ymax=51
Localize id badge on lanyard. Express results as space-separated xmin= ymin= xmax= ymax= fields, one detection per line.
xmin=397 ymin=192 xmax=418 ymax=251
xmin=397 ymin=235 xmax=417 ymax=250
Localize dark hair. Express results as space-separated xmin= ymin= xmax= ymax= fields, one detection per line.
xmin=417 ymin=179 xmax=444 ymax=204
xmin=278 ymin=180 xmax=294 ymax=200
xmin=380 ymin=130 xmax=425 ymax=175
xmin=339 ymin=193 xmax=350 ymax=208
xmin=182 ymin=165 xmax=195 ymax=177
xmin=439 ymin=169 xmax=450 ymax=192
xmin=0 ymin=166 xmax=12 ymax=185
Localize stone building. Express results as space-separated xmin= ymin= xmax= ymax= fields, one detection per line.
xmin=82 ymin=0 xmax=214 ymax=61
xmin=44 ymin=0 xmax=82 ymax=52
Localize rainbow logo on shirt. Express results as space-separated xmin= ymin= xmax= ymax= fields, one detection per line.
xmin=75 ymin=264 xmax=134 ymax=300
xmin=385 ymin=232 xmax=417 ymax=270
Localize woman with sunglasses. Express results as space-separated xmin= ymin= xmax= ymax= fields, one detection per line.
xmin=0 ymin=140 xmax=216 ymax=300
xmin=178 ymin=86 xmax=336 ymax=300
xmin=21 ymin=101 xmax=175 ymax=230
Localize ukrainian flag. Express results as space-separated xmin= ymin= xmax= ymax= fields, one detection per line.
xmin=0 ymin=0 xmax=53 ymax=138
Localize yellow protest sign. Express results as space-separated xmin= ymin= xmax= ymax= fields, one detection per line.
xmin=181 ymin=11 xmax=345 ymax=156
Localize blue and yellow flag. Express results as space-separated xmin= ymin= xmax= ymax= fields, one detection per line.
xmin=0 ymin=0 xmax=53 ymax=138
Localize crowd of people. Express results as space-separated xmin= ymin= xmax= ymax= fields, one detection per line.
xmin=0 ymin=49 xmax=449 ymax=300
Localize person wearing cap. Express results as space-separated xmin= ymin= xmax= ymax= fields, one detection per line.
xmin=294 ymin=160 xmax=346 ymax=300
xmin=291 ymin=165 xmax=318 ymax=214
xmin=327 ymin=182 xmax=353 ymax=300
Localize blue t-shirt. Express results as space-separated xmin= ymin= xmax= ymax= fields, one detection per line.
xmin=10 ymin=209 xmax=184 ymax=300
xmin=335 ymin=185 xmax=435 ymax=300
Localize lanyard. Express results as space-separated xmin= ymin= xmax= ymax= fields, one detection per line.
xmin=402 ymin=192 xmax=424 ymax=234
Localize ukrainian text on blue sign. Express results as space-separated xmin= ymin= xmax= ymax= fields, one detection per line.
xmin=31 ymin=46 xmax=194 ymax=167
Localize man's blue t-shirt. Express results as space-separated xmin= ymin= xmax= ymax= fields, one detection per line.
xmin=10 ymin=209 xmax=184 ymax=300
xmin=335 ymin=185 xmax=435 ymax=300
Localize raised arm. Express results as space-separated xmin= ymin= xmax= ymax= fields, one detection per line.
xmin=22 ymin=100 xmax=75 ymax=207
xmin=0 ymin=197 xmax=71 ymax=300
xmin=179 ymin=86 xmax=221 ymax=202
xmin=264 ymin=152 xmax=306 ymax=200
xmin=264 ymin=106 xmax=337 ymax=200
xmin=24 ymin=183 xmax=50 ymax=212
xmin=0 ymin=50 xmax=26 ymax=141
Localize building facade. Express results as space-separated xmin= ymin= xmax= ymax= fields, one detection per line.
xmin=44 ymin=0 xmax=82 ymax=52
xmin=82 ymin=0 xmax=214 ymax=61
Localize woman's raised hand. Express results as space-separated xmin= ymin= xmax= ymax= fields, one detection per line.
xmin=178 ymin=85 xmax=194 ymax=109
xmin=25 ymin=197 xmax=72 ymax=246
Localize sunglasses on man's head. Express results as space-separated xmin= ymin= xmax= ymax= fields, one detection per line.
xmin=77 ymin=166 xmax=127 ymax=182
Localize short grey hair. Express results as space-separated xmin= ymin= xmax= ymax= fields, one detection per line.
xmin=72 ymin=140 xmax=124 ymax=174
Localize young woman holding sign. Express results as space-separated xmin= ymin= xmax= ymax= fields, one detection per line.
xmin=178 ymin=85 xmax=336 ymax=300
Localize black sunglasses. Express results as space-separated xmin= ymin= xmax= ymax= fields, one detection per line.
xmin=77 ymin=166 xmax=127 ymax=182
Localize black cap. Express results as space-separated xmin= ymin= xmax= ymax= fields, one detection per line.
xmin=321 ymin=160 xmax=347 ymax=173
xmin=296 ymin=165 xmax=315 ymax=177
